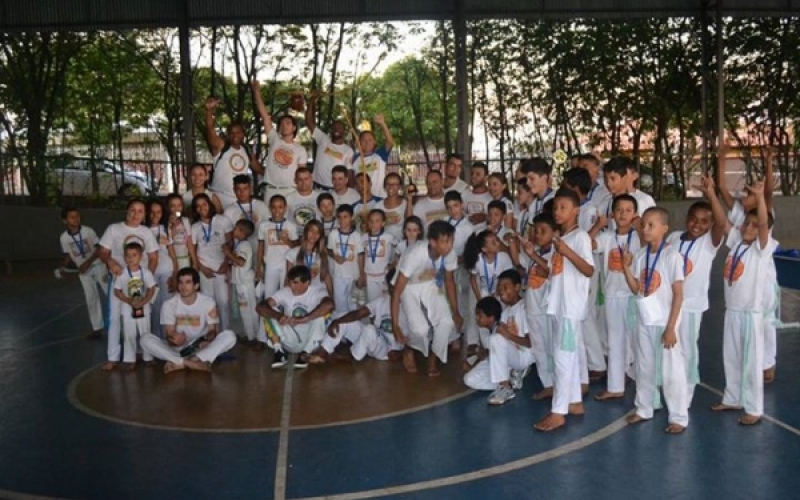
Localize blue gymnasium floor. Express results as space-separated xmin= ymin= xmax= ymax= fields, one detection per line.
xmin=1 ymin=259 xmax=799 ymax=500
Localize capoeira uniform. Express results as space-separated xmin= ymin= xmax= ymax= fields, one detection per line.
xmin=231 ymin=239 xmax=262 ymax=343
xmin=114 ymin=266 xmax=156 ymax=363
xmin=579 ymin=200 xmax=606 ymax=379
xmin=170 ymin=216 xmax=193 ymax=270
xmin=413 ymin=196 xmax=448 ymax=228
xmin=631 ymin=242 xmax=689 ymax=427
xmin=352 ymin=146 xmax=391 ymax=198
xmin=183 ymin=189 xmax=215 ymax=215
xmin=286 ymin=190 xmax=322 ymax=227
xmin=362 ymin=230 xmax=396 ymax=302
xmin=468 ymin=251 xmax=514 ymax=348
xmin=224 ymin=199 xmax=270 ymax=253
xmin=263 ymin=284 xmax=329 ymax=354
xmin=334 ymin=295 xmax=405 ymax=361
xmin=461 ymin=190 xmax=493 ymax=232
xmin=191 ymin=214 xmax=234 ymax=331
xmin=596 ymin=228 xmax=641 ymax=394
xmin=149 ymin=225 xmax=174 ymax=338
xmin=311 ymin=128 xmax=354 ymax=191
xmin=524 ymin=245 xmax=555 ymax=390
xmin=546 ymin=227 xmax=593 ymax=416
xmin=99 ymin=222 xmax=159 ymax=363
xmin=720 ymin=231 xmax=772 ymax=417
xmin=332 ymin=188 xmax=360 ymax=208
xmin=448 ymin=216 xmax=476 ymax=343
xmin=142 ymin=293 xmax=236 ymax=366
xmin=285 ymin=247 xmax=326 ymax=290
xmin=396 ymin=241 xmax=458 ymax=363
xmin=667 ymin=230 xmax=720 ymax=403
xmin=210 ymin=145 xmax=256 ymax=208
xmin=257 ymin=218 xmax=298 ymax=299
xmin=263 ymin=129 xmax=307 ymax=202
xmin=464 ymin=300 xmax=535 ymax=391
xmin=327 ymin=227 xmax=363 ymax=317
xmin=60 ymin=225 xmax=106 ymax=332
xmin=374 ymin=199 xmax=407 ymax=242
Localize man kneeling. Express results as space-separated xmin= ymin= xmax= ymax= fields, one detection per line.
xmin=142 ymin=267 xmax=236 ymax=373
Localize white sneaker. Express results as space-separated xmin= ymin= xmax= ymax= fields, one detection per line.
xmin=509 ymin=367 xmax=530 ymax=391
xmin=488 ymin=386 xmax=516 ymax=405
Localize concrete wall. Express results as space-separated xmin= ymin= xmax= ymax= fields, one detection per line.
xmin=2 ymin=196 xmax=800 ymax=262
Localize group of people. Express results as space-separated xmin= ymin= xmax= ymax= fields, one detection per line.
xmin=57 ymin=87 xmax=781 ymax=433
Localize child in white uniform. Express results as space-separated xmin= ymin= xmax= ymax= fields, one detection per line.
xmin=59 ymin=207 xmax=106 ymax=339
xmin=464 ymin=272 xmax=534 ymax=405
xmin=256 ymin=194 xmax=299 ymax=299
xmin=327 ymin=204 xmax=364 ymax=317
xmin=224 ymin=219 xmax=264 ymax=347
xmin=392 ymin=221 xmax=463 ymax=376
xmin=223 ymin=174 xmax=270 ymax=254
xmin=113 ymin=242 xmax=157 ymax=370
xmin=445 ymin=191 xmax=476 ymax=352
xmin=393 ymin=216 xmax=424 ymax=268
xmin=147 ymin=199 xmax=178 ymax=339
xmin=166 ymin=194 xmax=193 ymax=270
xmin=188 ymin=193 xmax=234 ymax=331
xmin=534 ymin=189 xmax=594 ymax=433
xmin=358 ymin=209 xmax=396 ymax=303
xmin=591 ymin=194 xmax=641 ymax=400
xmin=285 ymin=220 xmax=332 ymax=296
xmin=622 ymin=207 xmax=689 ymax=434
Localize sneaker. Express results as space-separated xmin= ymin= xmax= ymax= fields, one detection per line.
xmin=271 ymin=350 xmax=287 ymax=369
xmin=294 ymin=355 xmax=309 ymax=369
xmin=488 ymin=386 xmax=516 ymax=405
xmin=510 ymin=367 xmax=530 ymax=391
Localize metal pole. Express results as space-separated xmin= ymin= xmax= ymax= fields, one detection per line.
xmin=179 ymin=16 xmax=196 ymax=166
xmin=716 ymin=0 xmax=725 ymax=170
xmin=454 ymin=0 xmax=470 ymax=166
xmin=700 ymin=1 xmax=711 ymax=175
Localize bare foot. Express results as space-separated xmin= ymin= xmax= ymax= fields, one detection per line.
xmin=427 ymin=355 xmax=440 ymax=377
xmin=164 ymin=361 xmax=185 ymax=374
xmin=568 ymin=403 xmax=585 ymax=415
xmin=124 ymin=362 xmax=136 ymax=372
xmin=402 ymin=349 xmax=418 ymax=374
xmin=594 ymin=391 xmax=625 ymax=401
xmin=307 ymin=351 xmax=327 ymax=364
xmin=184 ymin=357 xmax=211 ymax=372
xmin=626 ymin=413 xmax=650 ymax=425
xmin=387 ymin=350 xmax=403 ymax=362
xmin=665 ymin=423 xmax=686 ymax=434
xmin=532 ymin=387 xmax=554 ymax=401
xmin=534 ymin=413 xmax=566 ymax=432
xmin=764 ymin=366 xmax=776 ymax=384
xmin=711 ymin=402 xmax=742 ymax=412
xmin=101 ymin=361 xmax=117 ymax=372
xmin=739 ymin=414 xmax=761 ymax=426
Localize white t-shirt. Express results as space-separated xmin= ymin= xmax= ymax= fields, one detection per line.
xmin=231 ymin=239 xmax=255 ymax=286
xmin=630 ymin=189 xmax=656 ymax=215
xmin=586 ymin=182 xmax=611 ymax=209
xmin=352 ymin=147 xmax=391 ymax=198
xmin=493 ymin=196 xmax=515 ymax=218
xmin=99 ymin=222 xmax=159 ymax=271
xmin=60 ymin=225 xmax=101 ymax=268
xmin=191 ymin=215 xmax=233 ymax=271
xmin=150 ymin=225 xmax=174 ymax=276
xmin=578 ymin=200 xmax=598 ymax=233
xmin=462 ymin=190 xmax=493 ymax=219
xmin=595 ymin=229 xmax=641 ymax=298
xmin=160 ymin=293 xmax=219 ymax=346
xmin=352 ymin=197 xmax=382 ymax=230
xmin=412 ymin=196 xmax=448 ymax=227
xmin=666 ymin=230 xmax=720 ymax=313
xmin=311 ymin=128 xmax=354 ymax=188
xmin=723 ymin=237 xmax=773 ymax=312
xmin=530 ymin=188 xmax=555 ymax=218
xmin=448 ymin=217 xmax=475 ymax=258
xmin=546 ymin=228 xmax=593 ymax=320
xmin=257 ymin=218 xmax=298 ymax=266
xmin=210 ymin=145 xmax=252 ymax=202
xmin=502 ymin=300 xmax=531 ymax=350
xmin=114 ymin=266 xmax=157 ymax=316
xmin=320 ymin=218 xmax=339 ymax=235
xmin=265 ymin=129 xmax=308 ymax=188
xmin=397 ymin=241 xmax=458 ymax=286
xmin=374 ymin=199 xmax=407 ymax=241
xmin=327 ymin=228 xmax=363 ymax=279
xmin=286 ymin=190 xmax=322 ymax=227
xmin=332 ymin=188 xmax=360 ymax=208
xmin=525 ymin=245 xmax=554 ymax=315
xmin=285 ymin=247 xmax=325 ymax=288
xmin=270 ymin=283 xmax=329 ymax=318
xmin=182 ymin=189 xmax=214 ymax=213
xmin=471 ymin=252 xmax=514 ymax=296
xmin=632 ymin=243 xmax=684 ymax=327
xmin=223 ymin=199 xmax=271 ymax=228
xmin=362 ymin=232 xmax=396 ymax=278
xmin=444 ymin=178 xmax=469 ymax=194
xmin=170 ymin=217 xmax=192 ymax=263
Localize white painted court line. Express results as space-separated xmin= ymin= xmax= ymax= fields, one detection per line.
xmin=14 ymin=303 xmax=84 ymax=341
xmin=699 ymin=382 xmax=800 ymax=437
xmin=274 ymin=358 xmax=296 ymax=500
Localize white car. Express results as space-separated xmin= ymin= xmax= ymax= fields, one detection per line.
xmin=50 ymin=157 xmax=151 ymax=197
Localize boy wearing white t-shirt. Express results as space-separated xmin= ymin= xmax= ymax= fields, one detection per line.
xmin=141 ymin=267 xmax=237 ymax=373
xmin=256 ymin=194 xmax=299 ymax=299
xmin=112 ymin=242 xmax=157 ymax=371
xmin=463 ymin=271 xmax=534 ymax=405
xmin=392 ymin=221 xmax=463 ymax=376
xmin=223 ymin=219 xmax=264 ymax=348
xmin=445 ymin=191 xmax=476 ymax=349
xmin=534 ymin=189 xmax=594 ymax=433
xmin=223 ymin=175 xmax=270 ymax=251
xmin=327 ymin=204 xmax=364 ymax=317
xmin=358 ymin=209 xmax=396 ymax=303
xmin=622 ymin=207 xmax=689 ymax=434
xmin=257 ymin=265 xmax=335 ymax=369
xmin=59 ymin=207 xmax=106 ymax=339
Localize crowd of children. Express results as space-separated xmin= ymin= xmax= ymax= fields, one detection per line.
xmin=59 ymin=124 xmax=782 ymax=433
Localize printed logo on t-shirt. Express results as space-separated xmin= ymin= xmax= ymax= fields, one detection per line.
xmin=323 ymin=146 xmax=345 ymax=161
xmin=527 ymin=266 xmax=546 ymax=290
xmin=608 ymin=248 xmax=625 ymax=273
xmin=386 ymin=210 xmax=403 ymax=226
xmin=723 ymin=256 xmax=744 ymax=283
xmin=638 ymin=269 xmax=662 ymax=295
xmin=337 ymin=243 xmax=356 ymax=262
xmin=550 ymin=253 xmax=564 ymax=276
xmin=378 ymin=316 xmax=393 ymax=334
xmin=291 ymin=306 xmax=309 ymax=318
xmin=229 ymin=152 xmax=248 ymax=172
xmin=122 ymin=234 xmax=146 ymax=253
xmin=684 ymin=258 xmax=694 ymax=276
xmin=274 ymin=147 xmax=295 ymax=167
xmin=424 ymin=209 xmax=448 ymax=225
xmin=268 ymin=228 xmax=289 ymax=245
xmin=176 ymin=314 xmax=202 ymax=327
xmin=293 ymin=206 xmax=317 ymax=226
xmin=355 ymin=157 xmax=379 ymax=173
xmin=466 ymin=202 xmax=485 ymax=214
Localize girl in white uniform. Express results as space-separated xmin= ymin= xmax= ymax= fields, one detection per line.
xmin=359 ymin=209 xmax=396 ymax=303
xmin=285 ymin=220 xmax=332 ymax=296
xmin=392 ymin=216 xmax=424 ymax=269
xmin=166 ymin=193 xmax=193 ymax=270
xmin=374 ymin=173 xmax=407 ymax=241
xmin=183 ymin=164 xmax=223 ymax=214
xmin=147 ymin=199 xmax=178 ymax=339
xmin=188 ymin=193 xmax=234 ymax=331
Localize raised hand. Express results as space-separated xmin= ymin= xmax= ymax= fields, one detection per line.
xmin=623 ymin=249 xmax=634 ymax=268
xmin=746 ymin=180 xmax=765 ymax=196
xmin=205 ymin=96 xmax=219 ymax=111
xmin=373 ymin=113 xmax=386 ymax=126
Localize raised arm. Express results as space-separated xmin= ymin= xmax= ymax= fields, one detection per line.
xmin=251 ymin=80 xmax=273 ymax=134
xmin=750 ymin=182 xmax=769 ymax=249
xmin=763 ymin=146 xmax=774 ymax=212
xmin=698 ymin=174 xmax=730 ymax=245
xmin=373 ymin=113 xmax=394 ymax=151
xmin=716 ymin=143 xmax=736 ymax=210
xmin=205 ymin=97 xmax=225 ymax=157
xmin=305 ymin=93 xmax=318 ymax=133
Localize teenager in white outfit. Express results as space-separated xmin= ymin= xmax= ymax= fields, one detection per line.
xmin=187 ymin=193 xmax=234 ymax=331
xmin=59 ymin=207 xmax=106 ymax=339
xmin=358 ymin=209 xmax=396 ymax=303
xmin=98 ymin=199 xmax=159 ymax=371
xmin=182 ymin=163 xmax=223 ymax=214
xmin=327 ymin=204 xmax=364 ymax=318
xmin=113 ymin=242 xmax=157 ymax=370
xmin=141 ymin=267 xmax=237 ymax=373
xmin=622 ymin=207 xmax=689 ymax=434
xmin=256 ymin=194 xmax=298 ymax=299
xmin=147 ymin=199 xmax=178 ymax=339
xmin=224 ymin=219 xmax=263 ymax=348
xmin=223 ymin=174 xmax=270 ymax=254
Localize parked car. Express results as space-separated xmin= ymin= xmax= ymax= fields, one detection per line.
xmin=49 ymin=156 xmax=152 ymax=197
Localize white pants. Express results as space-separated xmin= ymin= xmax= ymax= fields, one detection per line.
xmin=106 ymin=275 xmax=124 ymax=361
xmin=722 ymin=310 xmax=764 ymax=417
xmin=199 ymin=272 xmax=230 ymax=331
xmin=466 ymin=289 xmax=488 ymax=347
xmin=261 ymin=266 xmax=286 ymax=301
xmin=151 ymin=273 xmax=172 ymax=339
xmin=141 ymin=330 xmax=236 ymax=365
xmin=338 ymin=323 xmax=403 ymax=361
xmin=604 ymin=296 xmax=636 ymax=394
xmin=266 ymin=316 xmax=326 ymax=354
xmin=365 ymin=276 xmax=388 ymax=304
xmin=526 ymin=310 xmax=554 ymax=389
xmin=332 ymin=275 xmax=356 ymax=317
xmin=402 ymin=283 xmax=455 ymax=363
xmin=634 ymin=324 xmax=689 ymax=426
xmin=78 ymin=265 xmax=107 ymax=331
xmin=551 ymin=318 xmax=584 ymax=415
xmin=763 ymin=284 xmax=779 ymax=370
xmin=464 ymin=334 xmax=535 ymax=390
xmin=678 ymin=310 xmax=703 ymax=403
xmin=235 ymin=283 xmax=264 ymax=342
xmin=121 ymin=314 xmax=153 ymax=363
